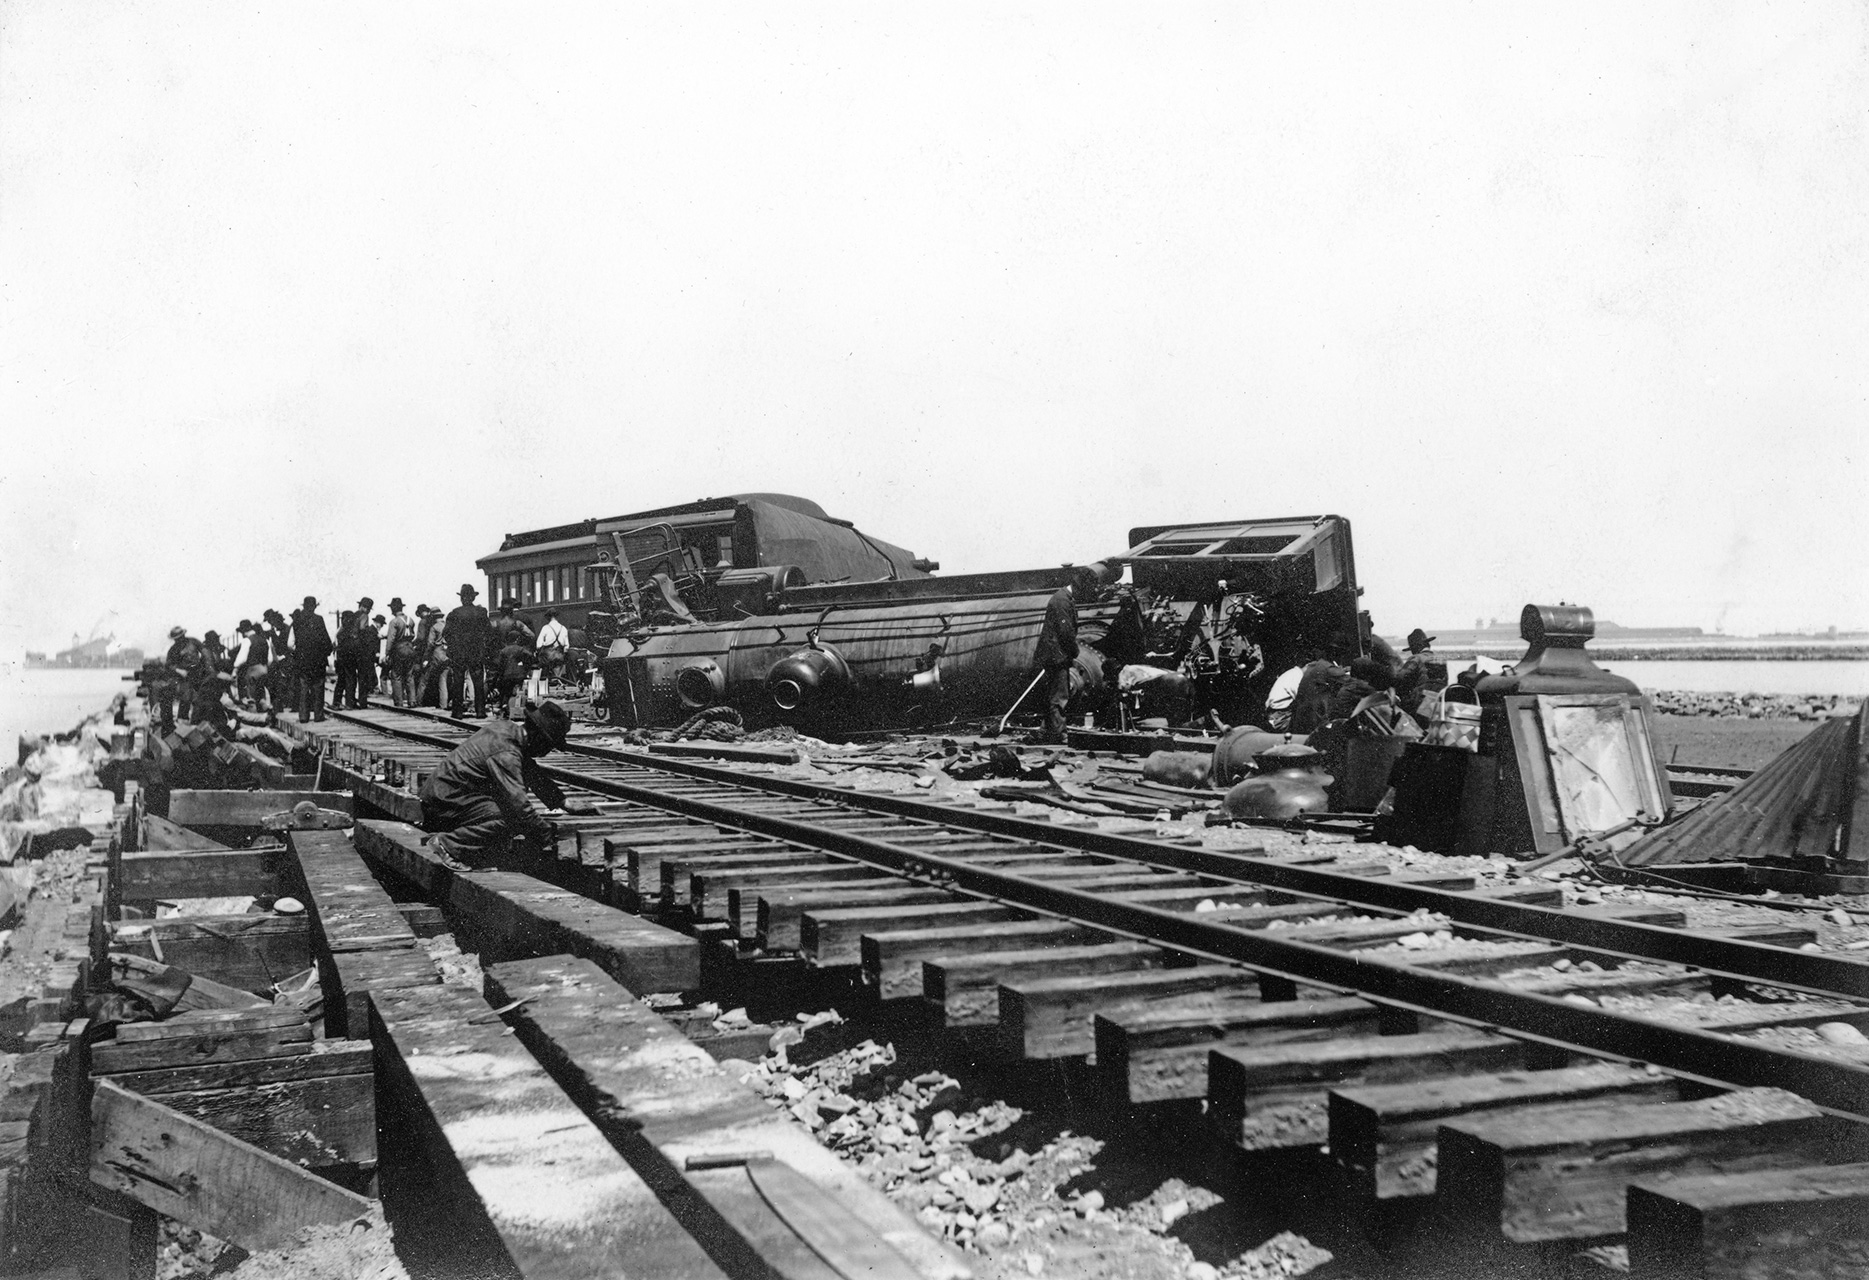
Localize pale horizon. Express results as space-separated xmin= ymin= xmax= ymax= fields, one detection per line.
xmin=4 ymin=4 xmax=1865 ymax=658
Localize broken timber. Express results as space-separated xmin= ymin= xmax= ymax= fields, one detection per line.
xmin=167 ymin=789 xmax=354 ymax=830
xmin=284 ymin=828 xmax=437 ymax=1038
xmin=89 ymin=1078 xmax=373 ymax=1254
xmin=353 ymin=820 xmax=699 ymax=993
xmin=371 ymin=982 xmax=728 ymax=1279
xmin=485 ymin=954 xmax=966 ymax=1280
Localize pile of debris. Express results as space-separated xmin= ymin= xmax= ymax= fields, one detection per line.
xmin=735 ymin=1018 xmax=1334 ymax=1279
xmin=1649 ymin=690 xmax=1860 ymax=720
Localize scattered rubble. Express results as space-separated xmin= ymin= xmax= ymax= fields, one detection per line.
xmin=1648 ymin=689 xmax=1859 ymax=720
xmin=733 ymin=1020 xmax=1335 ymax=1279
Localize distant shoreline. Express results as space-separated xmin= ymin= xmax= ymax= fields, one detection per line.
xmin=1431 ymin=644 xmax=1869 ymax=662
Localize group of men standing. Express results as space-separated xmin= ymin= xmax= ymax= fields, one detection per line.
xmin=162 ymin=584 xmax=579 ymax=728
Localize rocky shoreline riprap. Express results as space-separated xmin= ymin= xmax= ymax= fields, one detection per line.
xmin=1648 ymin=690 xmax=1860 ymax=720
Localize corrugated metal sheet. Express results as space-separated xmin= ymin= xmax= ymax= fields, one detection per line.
xmin=1616 ymin=707 xmax=1863 ymax=867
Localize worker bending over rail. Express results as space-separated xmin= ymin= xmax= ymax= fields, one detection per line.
xmin=419 ymin=701 xmax=570 ymax=871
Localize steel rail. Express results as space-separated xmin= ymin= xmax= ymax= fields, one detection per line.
xmin=389 ymin=737 xmax=1869 ymax=1118
xmin=334 ymin=703 xmax=1869 ymax=1002
xmin=323 ymin=706 xmax=1869 ymax=1116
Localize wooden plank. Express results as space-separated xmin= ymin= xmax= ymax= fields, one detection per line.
xmin=817 ymin=903 xmax=1024 ymax=971
xmin=288 ymin=828 xmax=419 ymax=953
xmin=485 ymin=955 xmax=965 ymax=1280
xmin=109 ymin=914 xmax=311 ymax=994
xmin=861 ymin=921 xmax=1113 ymax=999
xmin=1207 ymin=1031 xmax=1527 ymax=1151
xmin=96 ymin=1038 xmax=373 ymax=1094
xmin=169 ymin=790 xmax=354 ymax=828
xmin=140 ymin=814 xmax=227 ymax=851
xmin=150 ymin=1073 xmax=374 ymax=1168
xmin=113 ymin=1007 xmax=305 ymax=1041
xmin=91 ymin=1020 xmax=312 ymax=1074
xmin=325 ymin=947 xmax=439 ymax=1040
xmin=370 ymin=983 xmax=727 ymax=1280
xmin=1000 ymin=966 xmax=1259 ymax=1060
xmin=106 ymin=953 xmax=270 ymax=1011
xmin=1436 ymin=1087 xmax=1833 ymax=1243
xmin=1328 ymin=1064 xmax=1682 ymax=1204
xmin=1095 ymin=996 xmax=1385 ymax=1104
xmin=89 ymin=1078 xmax=373 ymax=1254
xmin=656 ymin=846 xmax=811 ymax=907
xmin=924 ymin=943 xmax=1170 ymax=1029
xmin=119 ymin=847 xmax=285 ymax=901
xmin=1626 ymin=1162 xmax=1869 ymax=1280
xmin=354 ymin=821 xmax=699 ymax=993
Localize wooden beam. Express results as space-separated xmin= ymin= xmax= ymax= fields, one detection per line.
xmin=1095 ymin=996 xmax=1386 ymax=1105
xmin=1626 ymin=1162 xmax=1869 ymax=1280
xmin=860 ymin=920 xmax=1113 ymax=999
xmin=90 ymin=1009 xmax=312 ymax=1074
xmin=283 ymin=829 xmax=436 ymax=1038
xmin=817 ymin=903 xmax=1025 ymax=972
xmin=353 ymin=821 xmax=698 ymax=994
xmin=924 ymin=942 xmax=1170 ymax=1029
xmin=1436 ymin=1087 xmax=1833 ymax=1243
xmin=757 ymin=886 xmax=959 ymax=951
xmin=370 ymin=983 xmax=727 ymax=1280
xmin=1000 ymin=966 xmax=1259 ymax=1060
xmin=119 ymin=847 xmax=285 ymax=901
xmin=140 ymin=814 xmax=227 ymax=851
xmin=1207 ymin=1031 xmax=1527 ymax=1152
xmin=484 ymin=955 xmax=965 ymax=1280
xmin=89 ymin=1079 xmax=373 ymax=1254
xmin=1328 ymin=1063 xmax=1682 ymax=1205
xmin=169 ymin=790 xmax=354 ymax=828
xmin=108 ymin=914 xmax=311 ymax=994
xmin=95 ymin=1038 xmax=372 ymax=1094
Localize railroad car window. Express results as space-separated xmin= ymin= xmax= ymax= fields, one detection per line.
xmin=716 ymin=534 xmax=733 ymax=567
xmin=1214 ymin=536 xmax=1297 ymax=556
xmin=545 ymin=573 xmax=555 ymax=603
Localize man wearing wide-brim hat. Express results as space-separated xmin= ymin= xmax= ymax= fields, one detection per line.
xmin=444 ymin=583 xmax=492 ymax=718
xmin=418 ymin=701 xmax=571 ymax=870
xmin=1397 ymin=628 xmax=1445 ymax=715
xmin=291 ymin=595 xmax=334 ymax=721
xmin=383 ymin=597 xmax=416 ymax=707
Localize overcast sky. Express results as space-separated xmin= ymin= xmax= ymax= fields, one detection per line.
xmin=2 ymin=2 xmax=1864 ymax=658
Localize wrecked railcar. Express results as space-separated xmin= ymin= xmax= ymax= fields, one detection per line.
xmin=597 ymin=514 xmax=1363 ymax=734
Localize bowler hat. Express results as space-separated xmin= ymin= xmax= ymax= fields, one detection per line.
xmin=389 ymin=597 xmax=404 ymax=609
xmin=525 ymin=701 xmax=571 ymax=750
xmin=168 ymin=626 xmax=186 ymax=640
xmin=237 ymin=619 xmax=254 ymax=633
xmin=458 ymin=583 xmax=478 ymax=599
xmin=1406 ymin=628 xmax=1436 ymax=652
xmin=302 ymin=596 xmax=318 ymax=608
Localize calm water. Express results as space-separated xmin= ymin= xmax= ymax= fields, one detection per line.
xmin=1 ymin=659 xmax=1861 ymax=753
xmin=0 ymin=666 xmax=137 ymax=754
xmin=1592 ymin=659 xmax=1869 ymax=698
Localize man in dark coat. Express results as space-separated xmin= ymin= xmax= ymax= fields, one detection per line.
xmin=418 ymin=701 xmax=570 ymax=870
xmin=291 ymin=596 xmax=333 ymax=722
xmin=1028 ymin=562 xmax=1119 ymax=743
xmin=1286 ymin=656 xmax=1349 ymax=735
xmin=263 ymin=609 xmax=295 ymax=715
xmin=444 ymin=583 xmax=492 ymax=718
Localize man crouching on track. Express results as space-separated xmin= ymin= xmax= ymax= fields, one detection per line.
xmin=418 ymin=701 xmax=571 ymax=871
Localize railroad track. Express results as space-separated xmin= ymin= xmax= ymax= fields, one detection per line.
xmin=296 ymin=702 xmax=1869 ymax=1268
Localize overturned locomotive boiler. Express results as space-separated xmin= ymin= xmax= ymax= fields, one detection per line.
xmin=598 ymin=513 xmax=1362 ymax=734
xmin=599 ymin=567 xmax=1128 ymax=733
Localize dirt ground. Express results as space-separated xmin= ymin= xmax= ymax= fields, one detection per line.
xmin=1648 ymin=714 xmax=1820 ymax=771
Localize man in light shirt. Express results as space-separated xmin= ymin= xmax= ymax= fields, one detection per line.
xmin=1264 ymin=661 xmax=1305 ymax=730
xmin=535 ymin=608 xmax=572 ymax=686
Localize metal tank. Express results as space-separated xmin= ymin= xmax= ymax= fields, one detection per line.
xmin=600 ymin=567 xmax=1120 ymax=733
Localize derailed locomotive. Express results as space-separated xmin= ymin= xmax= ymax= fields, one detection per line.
xmin=593 ymin=512 xmax=1363 ymax=734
